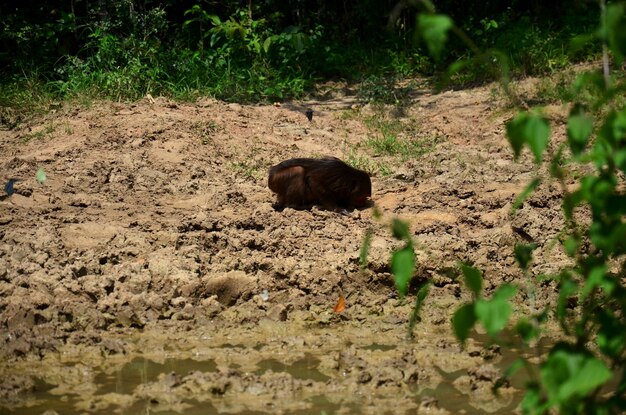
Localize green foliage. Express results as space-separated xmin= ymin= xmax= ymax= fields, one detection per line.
xmin=345 ymin=151 xmax=392 ymax=177
xmin=390 ymin=218 xmax=415 ymax=297
xmin=359 ymin=229 xmax=373 ymax=269
xmin=408 ymin=282 xmax=431 ymax=339
xmin=506 ymin=112 xmax=551 ymax=163
xmin=453 ymin=263 xmax=517 ymax=342
xmin=364 ymin=116 xmax=435 ymax=162
xmin=36 ymin=168 xmax=47 ymax=184
xmin=407 ymin=2 xmax=626 ymax=412
xmin=416 ymin=14 xmax=453 ymax=60
xmin=602 ymin=3 xmax=626 ymax=64
xmin=566 ymin=105 xmax=593 ymax=157
xmin=540 ymin=345 xmax=612 ymax=412
xmin=460 ymin=262 xmax=483 ymax=296
xmin=391 ymin=246 xmax=415 ymax=296
xmin=452 ymin=303 xmax=477 ymax=343
xmin=512 ymin=178 xmax=542 ymax=213
xmin=514 ymin=243 xmax=538 ymax=271
xmin=356 ymin=75 xmax=413 ymax=106
xmin=0 ymin=1 xmax=601 ymax=109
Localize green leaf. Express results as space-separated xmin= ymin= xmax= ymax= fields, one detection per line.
xmin=521 ymin=383 xmax=545 ymax=414
xmin=597 ymin=310 xmax=626 ymax=358
xmin=567 ymin=109 xmax=593 ymax=156
xmin=556 ymin=275 xmax=578 ymax=325
xmin=452 ymin=303 xmax=476 ymax=344
xmin=359 ymin=229 xmax=373 ymax=269
xmin=511 ymin=177 xmax=541 ymax=213
xmin=475 ymin=284 xmax=516 ymax=337
xmin=526 ymin=115 xmax=551 ymax=163
xmin=514 ymin=243 xmax=537 ymax=270
xmin=573 ymin=72 xmax=605 ymax=95
xmin=391 ymin=245 xmax=415 ymax=296
xmin=541 ymin=346 xmax=612 ymax=404
xmin=549 ymin=145 xmax=565 ymax=179
xmin=262 ymin=36 xmax=273 ymax=53
xmin=417 ymin=14 xmax=453 ymax=59
xmin=460 ymin=263 xmax=482 ymax=297
xmin=563 ymin=236 xmax=580 ymax=257
xmin=391 ymin=218 xmax=411 ymax=242
xmin=36 ymin=168 xmax=47 ymax=184
xmin=604 ymin=3 xmax=626 ymax=64
xmin=615 ymin=148 xmax=626 ymax=173
xmin=506 ymin=112 xmax=550 ymax=163
xmin=408 ymin=282 xmax=431 ymax=338
xmin=515 ymin=317 xmax=540 ymax=343
xmin=581 ymin=265 xmax=606 ymax=300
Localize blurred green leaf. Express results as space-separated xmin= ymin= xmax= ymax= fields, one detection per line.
xmin=475 ymin=284 xmax=516 ymax=337
xmin=391 ymin=218 xmax=411 ymax=241
xmin=417 ymin=14 xmax=453 ymax=60
xmin=460 ymin=263 xmax=482 ymax=297
xmin=452 ymin=303 xmax=476 ymax=344
xmin=408 ymin=282 xmax=431 ymax=338
xmin=36 ymin=168 xmax=47 ymax=184
xmin=556 ymin=275 xmax=577 ymax=324
xmin=512 ymin=177 xmax=541 ymax=213
xmin=521 ymin=383 xmax=545 ymax=414
xmin=516 ymin=317 xmax=540 ymax=343
xmin=604 ymin=3 xmax=626 ymax=64
xmin=597 ymin=310 xmax=626 ymax=358
xmin=514 ymin=243 xmax=537 ymax=270
xmin=359 ymin=229 xmax=373 ymax=269
xmin=506 ymin=112 xmax=551 ymax=163
xmin=563 ymin=236 xmax=580 ymax=257
xmin=581 ymin=265 xmax=606 ymax=300
xmin=541 ymin=346 xmax=611 ymax=405
xmin=391 ymin=245 xmax=415 ymax=296
xmin=567 ymin=108 xmax=593 ymax=157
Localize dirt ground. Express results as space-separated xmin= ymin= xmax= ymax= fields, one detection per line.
xmin=0 ymin=80 xmax=570 ymax=414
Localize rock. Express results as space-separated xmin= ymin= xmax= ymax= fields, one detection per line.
xmin=201 ymin=271 xmax=255 ymax=306
xmin=266 ymin=304 xmax=288 ymax=321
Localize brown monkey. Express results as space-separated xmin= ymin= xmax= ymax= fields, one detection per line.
xmin=268 ymin=157 xmax=372 ymax=210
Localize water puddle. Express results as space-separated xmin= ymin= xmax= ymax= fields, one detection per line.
xmin=254 ymin=353 xmax=330 ymax=382
xmin=3 ymin=332 xmax=554 ymax=415
xmin=360 ymin=343 xmax=396 ymax=351
xmin=4 ymin=357 xmax=218 ymax=415
xmin=95 ymin=357 xmax=218 ymax=394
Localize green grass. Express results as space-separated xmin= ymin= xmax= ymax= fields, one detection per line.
xmin=21 ymin=122 xmax=56 ymax=143
xmin=363 ymin=115 xmax=436 ymax=162
xmin=346 ymin=151 xmax=392 ymax=177
xmin=192 ymin=120 xmax=220 ymax=145
xmin=229 ymin=160 xmax=263 ymax=179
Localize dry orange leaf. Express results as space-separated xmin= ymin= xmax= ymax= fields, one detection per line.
xmin=333 ymin=294 xmax=346 ymax=313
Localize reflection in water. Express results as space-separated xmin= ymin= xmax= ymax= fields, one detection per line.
xmin=424 ymin=366 xmax=521 ymax=415
xmin=4 ymin=335 xmax=549 ymax=415
xmin=416 ymin=331 xmax=553 ymax=414
xmin=95 ymin=357 xmax=218 ymax=394
xmin=5 ymin=357 xmax=218 ymax=415
xmin=255 ymin=353 xmax=330 ymax=382
xmin=360 ymin=343 xmax=396 ymax=351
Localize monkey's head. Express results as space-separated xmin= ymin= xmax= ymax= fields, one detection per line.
xmin=350 ymin=173 xmax=372 ymax=207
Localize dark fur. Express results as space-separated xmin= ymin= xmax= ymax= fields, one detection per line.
xmin=268 ymin=157 xmax=372 ymax=210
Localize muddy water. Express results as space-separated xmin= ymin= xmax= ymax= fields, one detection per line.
xmin=2 ymin=319 xmax=546 ymax=415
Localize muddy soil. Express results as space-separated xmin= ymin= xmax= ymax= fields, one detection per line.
xmin=0 ymin=82 xmax=569 ymax=414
